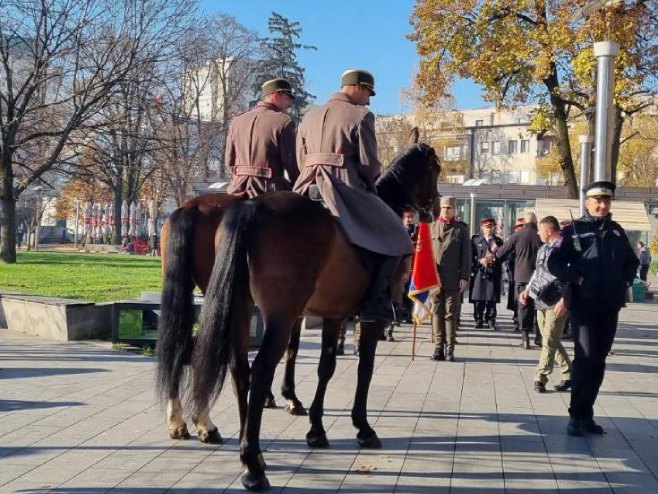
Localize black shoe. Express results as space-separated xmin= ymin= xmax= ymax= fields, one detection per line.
xmin=567 ymin=418 xmax=583 ymax=437
xmin=386 ymin=335 xmax=395 ymax=342
xmin=582 ymin=418 xmax=604 ymax=435
xmin=561 ymin=332 xmax=573 ymax=340
xmin=534 ymin=381 xmax=546 ymax=393
xmin=519 ymin=337 xmax=531 ymax=350
xmin=554 ymin=380 xmax=572 ymax=392
xmin=475 ymin=320 xmax=484 ymax=328
xmin=431 ymin=348 xmax=445 ymax=361
xmin=446 ymin=352 xmax=455 ymax=362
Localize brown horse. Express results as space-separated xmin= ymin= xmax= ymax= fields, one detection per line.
xmin=156 ymin=139 xmax=439 ymax=491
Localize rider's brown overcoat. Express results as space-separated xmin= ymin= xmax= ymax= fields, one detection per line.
xmin=293 ymin=92 xmax=412 ymax=256
xmin=225 ymin=101 xmax=299 ymax=198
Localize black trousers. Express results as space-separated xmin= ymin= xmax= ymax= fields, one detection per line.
xmin=569 ymin=303 xmax=619 ymax=420
xmin=474 ymin=301 xmax=496 ymax=322
xmin=515 ymin=282 xmax=536 ymax=334
xmin=639 ymin=265 xmax=649 ymax=282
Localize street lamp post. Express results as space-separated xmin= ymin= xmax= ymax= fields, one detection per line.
xmin=570 ymin=0 xmax=624 ymax=183
xmin=74 ymin=200 xmax=80 ymax=249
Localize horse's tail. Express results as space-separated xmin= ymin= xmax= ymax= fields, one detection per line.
xmin=190 ymin=199 xmax=260 ymax=417
xmin=156 ymin=204 xmax=198 ymax=403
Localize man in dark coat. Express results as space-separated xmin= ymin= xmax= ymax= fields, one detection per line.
xmin=430 ymin=196 xmax=471 ymax=361
xmin=293 ymin=69 xmax=413 ymax=322
xmin=225 ymin=78 xmax=299 ymax=198
xmin=548 ymin=181 xmax=639 ymax=437
xmin=505 ymin=218 xmax=525 ymax=332
xmin=469 ymin=218 xmax=503 ymax=328
xmin=495 ymin=211 xmax=542 ymax=347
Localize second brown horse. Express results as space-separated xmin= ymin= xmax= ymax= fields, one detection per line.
xmin=157 ymin=139 xmax=439 ymax=491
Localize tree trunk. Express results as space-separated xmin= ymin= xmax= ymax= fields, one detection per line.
xmin=0 ymin=196 xmax=17 ymax=263
xmin=610 ymin=105 xmax=624 ymax=184
xmin=544 ymin=67 xmax=578 ymax=198
xmin=112 ymin=186 xmax=124 ymax=245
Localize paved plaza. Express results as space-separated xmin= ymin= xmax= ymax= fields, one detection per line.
xmin=1 ymin=296 xmax=658 ymax=493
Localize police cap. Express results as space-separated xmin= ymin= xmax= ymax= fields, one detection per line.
xmin=341 ymin=69 xmax=376 ymax=95
xmin=583 ymin=180 xmax=615 ymax=199
xmin=480 ymin=218 xmax=495 ymax=226
xmin=261 ymin=78 xmax=294 ymax=99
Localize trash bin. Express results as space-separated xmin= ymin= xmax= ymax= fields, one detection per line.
xmin=632 ymin=278 xmax=646 ymax=302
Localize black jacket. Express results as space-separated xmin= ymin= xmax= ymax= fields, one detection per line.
xmin=547 ymin=212 xmax=639 ymax=308
xmin=495 ymin=223 xmax=542 ymax=284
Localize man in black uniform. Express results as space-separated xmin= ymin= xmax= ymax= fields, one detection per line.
xmin=495 ymin=211 xmax=542 ymax=348
xmin=469 ymin=218 xmax=503 ymax=328
xmin=547 ymin=181 xmax=639 ymax=436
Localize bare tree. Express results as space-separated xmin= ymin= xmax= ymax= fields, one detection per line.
xmin=152 ymin=14 xmax=259 ymax=206
xmin=0 ymin=0 xmax=197 ymax=262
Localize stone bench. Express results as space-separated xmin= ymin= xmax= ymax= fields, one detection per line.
xmin=113 ymin=295 xmax=264 ymax=348
xmin=0 ymin=294 xmax=112 ymax=341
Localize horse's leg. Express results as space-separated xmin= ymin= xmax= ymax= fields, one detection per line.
xmin=192 ymin=406 xmax=223 ymax=444
xmin=336 ymin=319 xmax=347 ymax=356
xmin=240 ymin=315 xmax=294 ymax=491
xmin=231 ymin=350 xmax=251 ymax=441
xmin=306 ymin=317 xmax=342 ymax=448
xmin=167 ymin=396 xmax=190 ymax=440
xmin=281 ymin=317 xmax=307 ymax=416
xmin=351 ymin=319 xmax=383 ymax=448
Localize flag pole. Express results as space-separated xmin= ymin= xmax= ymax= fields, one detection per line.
xmin=412 ymin=320 xmax=417 ymax=361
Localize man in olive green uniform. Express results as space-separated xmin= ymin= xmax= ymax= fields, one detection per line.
xmin=430 ymin=196 xmax=471 ymax=361
xmin=294 ymin=69 xmax=413 ymax=321
xmin=225 ymin=78 xmax=299 ymax=198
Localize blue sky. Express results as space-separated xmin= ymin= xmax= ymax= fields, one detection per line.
xmin=203 ymin=0 xmax=488 ymax=115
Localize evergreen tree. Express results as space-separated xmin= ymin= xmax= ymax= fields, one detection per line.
xmin=253 ymin=12 xmax=316 ymax=122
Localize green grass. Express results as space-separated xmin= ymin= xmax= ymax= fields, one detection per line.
xmin=0 ymin=251 xmax=163 ymax=302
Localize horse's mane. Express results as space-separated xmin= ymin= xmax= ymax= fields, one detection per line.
xmin=375 ymin=143 xmax=433 ymax=191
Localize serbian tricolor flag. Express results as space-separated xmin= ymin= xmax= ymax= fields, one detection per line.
xmin=407 ymin=222 xmax=441 ymax=324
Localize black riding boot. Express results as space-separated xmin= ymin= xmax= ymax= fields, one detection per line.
xmin=360 ymin=256 xmax=400 ymax=322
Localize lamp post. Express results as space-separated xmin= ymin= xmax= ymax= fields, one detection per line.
xmin=570 ymin=0 xmax=624 ymax=183
xmin=74 ymin=200 xmax=80 ymax=249
xmin=579 ymin=135 xmax=594 ymax=216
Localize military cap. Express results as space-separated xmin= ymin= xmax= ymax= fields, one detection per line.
xmin=341 ymin=69 xmax=376 ymax=95
xmin=440 ymin=195 xmax=456 ymax=207
xmin=480 ymin=218 xmax=496 ymax=226
xmin=513 ymin=218 xmax=525 ymax=231
xmin=583 ymin=180 xmax=615 ymax=198
xmin=261 ymin=78 xmax=294 ymax=99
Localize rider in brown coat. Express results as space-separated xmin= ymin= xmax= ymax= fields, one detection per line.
xmin=225 ymin=78 xmax=299 ymax=198
xmin=293 ymin=69 xmax=413 ymax=322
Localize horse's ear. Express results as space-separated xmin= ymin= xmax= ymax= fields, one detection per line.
xmin=408 ymin=127 xmax=419 ymax=145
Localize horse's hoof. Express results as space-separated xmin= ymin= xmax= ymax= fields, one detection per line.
xmin=241 ymin=471 xmax=270 ymax=491
xmin=306 ymin=431 xmax=330 ymax=449
xmin=357 ymin=431 xmax=382 ymax=449
xmin=264 ymin=395 xmax=277 ymax=409
xmin=169 ymin=424 xmax=190 ymax=440
xmin=198 ymin=427 xmax=223 ymax=444
xmin=285 ymin=402 xmax=308 ymax=416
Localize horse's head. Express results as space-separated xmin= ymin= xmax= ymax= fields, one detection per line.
xmin=375 ymin=128 xmax=440 ymax=221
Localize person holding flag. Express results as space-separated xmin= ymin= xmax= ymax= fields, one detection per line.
xmin=428 ymin=196 xmax=471 ymax=361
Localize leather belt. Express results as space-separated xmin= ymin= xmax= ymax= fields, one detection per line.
xmin=304 ymin=152 xmax=344 ymax=167
xmin=234 ymin=165 xmax=272 ymax=178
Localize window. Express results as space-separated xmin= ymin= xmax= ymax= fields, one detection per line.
xmin=508 ymin=140 xmax=518 ymax=154
xmin=520 ymin=139 xmax=530 ymax=153
xmin=480 ymin=141 xmax=490 ymax=153
xmin=445 ymin=145 xmax=462 ymax=161
xmin=521 ymin=171 xmax=531 ymax=183
xmin=475 ymin=119 xmax=484 ymax=127
xmin=492 ymin=141 xmax=501 ymax=155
